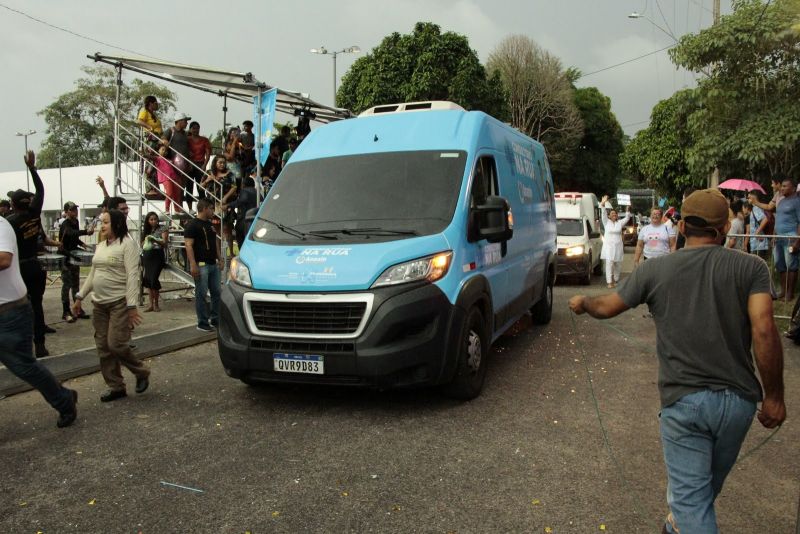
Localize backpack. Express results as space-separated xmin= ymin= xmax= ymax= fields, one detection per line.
xmin=756 ymin=210 xmax=775 ymax=236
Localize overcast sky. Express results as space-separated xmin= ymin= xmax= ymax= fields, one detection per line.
xmin=0 ymin=0 xmax=731 ymax=173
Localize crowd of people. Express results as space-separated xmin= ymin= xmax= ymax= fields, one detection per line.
xmin=136 ymin=95 xmax=299 ymax=224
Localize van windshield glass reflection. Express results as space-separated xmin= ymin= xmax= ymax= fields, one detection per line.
xmin=252 ymin=150 xmax=466 ymax=244
xmin=557 ymin=219 xmax=583 ymax=237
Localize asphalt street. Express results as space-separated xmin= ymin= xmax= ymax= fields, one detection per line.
xmin=1 ymin=258 xmax=798 ymax=533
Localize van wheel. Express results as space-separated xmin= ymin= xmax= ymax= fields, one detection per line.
xmin=531 ymin=277 xmax=553 ymax=325
xmin=443 ymin=307 xmax=488 ymax=400
xmin=581 ymin=254 xmax=592 ymax=285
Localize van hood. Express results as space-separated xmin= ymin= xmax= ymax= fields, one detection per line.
xmin=238 ymin=234 xmax=452 ymax=292
xmin=556 ymin=235 xmax=586 ymax=248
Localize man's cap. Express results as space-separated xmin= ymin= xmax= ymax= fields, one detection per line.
xmin=9 ymin=189 xmax=32 ymax=206
xmin=681 ymin=188 xmax=729 ymax=228
xmin=174 ymin=112 xmax=192 ymax=122
xmin=64 ymin=201 xmax=78 ymax=211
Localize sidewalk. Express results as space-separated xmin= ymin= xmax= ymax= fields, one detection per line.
xmin=0 ymin=274 xmax=215 ymax=397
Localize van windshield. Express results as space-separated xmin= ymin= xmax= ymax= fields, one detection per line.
xmin=251 ymin=150 xmax=466 ymax=244
xmin=557 ymin=219 xmax=584 ymax=237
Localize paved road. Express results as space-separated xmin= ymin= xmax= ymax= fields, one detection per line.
xmin=2 ymin=259 xmax=798 ymax=533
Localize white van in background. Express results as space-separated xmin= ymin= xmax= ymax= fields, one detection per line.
xmin=554 ymin=192 xmax=602 ymax=284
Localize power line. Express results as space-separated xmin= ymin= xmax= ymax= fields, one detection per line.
xmin=0 ymin=2 xmax=162 ymax=61
xmin=622 ymin=120 xmax=651 ymax=128
xmin=578 ymin=45 xmax=675 ymax=79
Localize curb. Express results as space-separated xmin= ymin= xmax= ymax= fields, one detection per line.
xmin=0 ymin=325 xmax=217 ymax=397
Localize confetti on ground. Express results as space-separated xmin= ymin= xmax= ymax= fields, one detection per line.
xmin=545 ymin=527 xmax=553 ymax=533
xmin=19 ymin=502 xmax=27 ymax=507
xmin=341 ymin=491 xmax=349 ymax=497
xmin=600 ymin=525 xmax=606 ymax=531
xmin=88 ymin=499 xmax=96 ymax=505
xmin=159 ymin=481 xmax=205 ymax=493
xmin=271 ymin=511 xmax=280 ymax=517
xmin=392 ymin=505 xmax=402 ymax=512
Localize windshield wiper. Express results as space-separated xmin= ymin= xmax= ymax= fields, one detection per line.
xmin=257 ymin=217 xmax=337 ymax=240
xmin=313 ymin=227 xmax=418 ymax=237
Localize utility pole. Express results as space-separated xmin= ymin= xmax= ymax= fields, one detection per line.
xmin=709 ymin=0 xmax=721 ymax=188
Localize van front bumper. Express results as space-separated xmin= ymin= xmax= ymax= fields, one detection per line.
xmin=217 ymin=281 xmax=464 ymax=389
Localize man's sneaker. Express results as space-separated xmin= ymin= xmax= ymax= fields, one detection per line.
xmin=197 ymin=324 xmax=214 ymax=333
xmin=57 ymin=389 xmax=78 ymax=428
xmin=44 ymin=325 xmax=57 ymax=334
xmin=77 ymin=311 xmax=91 ymax=320
xmin=35 ymin=342 xmax=49 ymax=358
xmin=62 ymin=313 xmax=76 ymax=323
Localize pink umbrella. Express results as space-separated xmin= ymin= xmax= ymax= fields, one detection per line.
xmin=718 ymin=178 xmax=766 ymax=194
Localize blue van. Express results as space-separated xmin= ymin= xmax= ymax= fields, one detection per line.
xmin=219 ymin=101 xmax=556 ymax=399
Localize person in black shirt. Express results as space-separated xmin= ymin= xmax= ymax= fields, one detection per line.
xmin=221 ymin=176 xmax=258 ymax=247
xmin=184 ymin=199 xmax=222 ymax=332
xmin=6 ymin=151 xmax=49 ymax=357
xmin=260 ymin=140 xmax=282 ymax=189
xmin=59 ymin=201 xmax=95 ymax=322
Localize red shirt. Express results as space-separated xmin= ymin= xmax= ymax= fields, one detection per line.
xmin=188 ymin=135 xmax=211 ymax=163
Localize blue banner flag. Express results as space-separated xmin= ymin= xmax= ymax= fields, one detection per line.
xmin=254 ymin=88 xmax=277 ymax=165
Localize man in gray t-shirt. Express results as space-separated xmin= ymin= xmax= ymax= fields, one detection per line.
xmin=569 ymin=189 xmax=785 ymax=534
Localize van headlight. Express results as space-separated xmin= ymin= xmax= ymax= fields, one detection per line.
xmin=371 ymin=252 xmax=453 ymax=288
xmin=565 ymin=245 xmax=585 ymax=257
xmin=229 ymin=257 xmax=252 ymax=287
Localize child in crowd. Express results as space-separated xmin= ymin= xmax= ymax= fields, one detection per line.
xmin=155 ymin=145 xmax=182 ymax=215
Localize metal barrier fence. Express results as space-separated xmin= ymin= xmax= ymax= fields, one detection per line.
xmin=721 ymin=232 xmax=800 ymax=320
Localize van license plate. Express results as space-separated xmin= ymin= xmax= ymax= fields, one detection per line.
xmin=273 ymin=353 xmax=324 ymax=374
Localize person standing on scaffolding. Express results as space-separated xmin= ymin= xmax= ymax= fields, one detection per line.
xmin=161 ymin=112 xmax=192 ymax=216
xmin=238 ymin=120 xmax=256 ymax=180
xmin=136 ymin=95 xmax=163 ymax=199
xmin=7 ymin=151 xmax=49 ymax=358
xmin=186 ymin=121 xmax=211 ymax=212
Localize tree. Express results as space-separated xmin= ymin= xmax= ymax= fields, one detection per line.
xmin=37 ymin=66 xmax=176 ymax=168
xmin=620 ymin=90 xmax=700 ymax=201
xmin=486 ymin=35 xmax=583 ymax=178
xmin=336 ymin=22 xmax=507 ymax=120
xmin=668 ymin=0 xmax=800 ymax=179
xmin=558 ymin=86 xmax=624 ymax=196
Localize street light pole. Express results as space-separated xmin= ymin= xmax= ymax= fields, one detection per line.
xmin=310 ymin=46 xmax=361 ymax=105
xmin=627 ymin=12 xmax=677 ymax=42
xmin=15 ymin=129 xmax=36 ymax=190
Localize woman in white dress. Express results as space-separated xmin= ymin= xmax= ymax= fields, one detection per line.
xmin=599 ymin=195 xmax=631 ymax=288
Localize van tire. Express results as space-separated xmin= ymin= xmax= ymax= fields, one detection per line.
xmin=443 ymin=307 xmax=488 ymax=400
xmin=531 ymin=277 xmax=553 ymax=325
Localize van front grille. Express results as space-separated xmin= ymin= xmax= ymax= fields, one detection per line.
xmin=249 ymin=301 xmax=366 ymax=335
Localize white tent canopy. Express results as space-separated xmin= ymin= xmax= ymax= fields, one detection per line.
xmin=89 ymin=53 xmax=353 ymax=123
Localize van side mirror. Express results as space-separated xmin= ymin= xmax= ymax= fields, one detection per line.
xmin=473 ymin=196 xmax=514 ymax=243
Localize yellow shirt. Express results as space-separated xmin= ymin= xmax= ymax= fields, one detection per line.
xmin=137 ymin=108 xmax=162 ymax=136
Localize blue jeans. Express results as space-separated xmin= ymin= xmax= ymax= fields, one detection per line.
xmin=660 ymin=389 xmax=756 ymax=533
xmin=0 ymin=302 xmax=73 ymax=415
xmin=773 ymin=237 xmax=799 ymax=272
xmin=194 ymin=264 xmax=220 ymax=328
